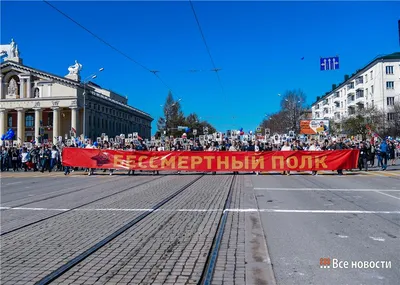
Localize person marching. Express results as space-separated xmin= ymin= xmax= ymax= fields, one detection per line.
xmin=308 ymin=139 xmax=321 ymax=175
xmin=281 ymin=140 xmax=292 ymax=175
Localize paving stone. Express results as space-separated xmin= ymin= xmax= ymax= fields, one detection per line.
xmin=51 ymin=176 xmax=233 ymax=284
xmin=1 ymin=175 xmax=200 ymax=284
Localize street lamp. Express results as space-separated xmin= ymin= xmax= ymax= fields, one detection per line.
xmin=82 ymin=67 xmax=104 ymax=140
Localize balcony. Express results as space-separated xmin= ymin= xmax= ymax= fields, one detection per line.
xmin=356 ymin=102 xmax=364 ymax=110
xmin=347 ymin=82 xmax=355 ymax=90
xmin=323 ymin=99 xmax=329 ymax=105
xmin=348 ymin=106 xmax=356 ymax=115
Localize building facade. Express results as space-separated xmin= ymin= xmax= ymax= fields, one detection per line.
xmin=0 ymin=39 xmax=153 ymax=145
xmin=311 ymin=53 xmax=400 ymax=125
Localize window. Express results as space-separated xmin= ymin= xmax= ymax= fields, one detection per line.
xmin=25 ymin=114 xmax=34 ymax=127
xmin=386 ymin=81 xmax=394 ymax=89
xmin=372 ymin=100 xmax=374 ymax=107
xmin=365 ymin=88 xmax=368 ymax=100
xmin=371 ymin=85 xmax=374 ymax=94
xmin=8 ymin=114 xmax=12 ymax=127
xmin=341 ymin=102 xmax=343 ymax=108
xmin=386 ymin=66 xmax=394 ymax=75
xmin=365 ymin=74 xmax=368 ymax=83
xmin=387 ymin=113 xmax=395 ymax=121
xmin=370 ymin=70 xmax=373 ymax=80
xmin=387 ymin=97 xmax=395 ymax=106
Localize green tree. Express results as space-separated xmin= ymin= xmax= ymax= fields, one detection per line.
xmin=157 ymin=91 xmax=216 ymax=138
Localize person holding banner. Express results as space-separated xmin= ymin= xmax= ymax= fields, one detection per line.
xmin=127 ymin=144 xmax=136 ymax=176
xmin=332 ymin=138 xmax=348 ymax=175
xmin=208 ymin=141 xmax=218 ymax=175
xmin=281 ymin=140 xmax=292 ymax=175
xmin=308 ymin=140 xmax=321 ymax=175
xmin=86 ymin=140 xmax=96 ymax=176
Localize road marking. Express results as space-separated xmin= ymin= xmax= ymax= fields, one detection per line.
xmin=225 ymin=209 xmax=400 ymax=214
xmin=254 ymin=187 xmax=400 ymax=191
xmin=338 ymin=235 xmax=349 ymax=238
xmin=5 ymin=181 xmax=22 ymax=186
xmin=367 ymin=171 xmax=400 ymax=177
xmin=12 ymin=207 xmax=70 ymax=211
xmin=1 ymin=207 xmax=400 ymax=214
xmin=374 ymin=191 xmax=400 ymax=201
xmin=369 ymin=236 xmax=385 ymax=242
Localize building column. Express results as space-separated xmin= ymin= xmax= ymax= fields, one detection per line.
xmin=52 ymin=107 xmax=60 ymax=145
xmin=34 ymin=108 xmax=42 ymax=143
xmin=70 ymin=107 xmax=78 ymax=137
xmin=0 ymin=74 xmax=3 ymax=100
xmin=16 ymin=108 xmax=25 ymax=145
xmin=48 ymin=84 xmax=52 ymax=97
xmin=26 ymin=77 xmax=31 ymax=98
xmin=0 ymin=109 xmax=6 ymax=139
xmin=19 ymin=79 xmax=25 ymax=98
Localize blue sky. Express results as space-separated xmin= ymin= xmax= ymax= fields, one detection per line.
xmin=1 ymin=1 xmax=399 ymax=134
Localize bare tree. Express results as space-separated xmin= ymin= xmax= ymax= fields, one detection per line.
xmin=385 ymin=102 xmax=400 ymax=137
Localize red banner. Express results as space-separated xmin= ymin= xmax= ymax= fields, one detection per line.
xmin=62 ymin=148 xmax=359 ymax=172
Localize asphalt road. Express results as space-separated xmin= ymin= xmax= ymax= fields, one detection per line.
xmin=251 ymin=173 xmax=400 ymax=285
xmin=0 ymin=169 xmax=399 ymax=285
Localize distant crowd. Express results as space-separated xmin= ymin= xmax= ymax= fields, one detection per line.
xmin=1 ymin=136 xmax=399 ymax=176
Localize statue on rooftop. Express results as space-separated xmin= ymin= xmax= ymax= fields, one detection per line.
xmin=68 ymin=60 xmax=82 ymax=75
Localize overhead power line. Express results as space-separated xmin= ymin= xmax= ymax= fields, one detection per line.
xmin=188 ymin=0 xmax=236 ymax=129
xmin=42 ymin=0 xmax=174 ymax=92
xmin=188 ymin=0 xmax=225 ymax=95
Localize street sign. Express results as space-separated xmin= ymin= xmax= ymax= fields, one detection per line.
xmin=177 ymin=126 xmax=188 ymax=131
xmin=320 ymin=56 xmax=339 ymax=71
xmin=193 ymin=129 xmax=197 ymax=136
xmin=256 ymin=127 xmax=261 ymax=133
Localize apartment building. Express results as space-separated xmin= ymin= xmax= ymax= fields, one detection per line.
xmin=311 ymin=52 xmax=400 ymax=124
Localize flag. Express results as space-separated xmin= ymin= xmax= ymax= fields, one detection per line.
xmin=71 ymin=127 xmax=76 ymax=133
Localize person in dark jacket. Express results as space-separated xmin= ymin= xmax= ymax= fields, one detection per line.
xmin=40 ymin=145 xmax=51 ymax=172
xmin=332 ymin=139 xmax=348 ymax=175
xmin=10 ymin=147 xmax=19 ymax=171
xmin=358 ymin=142 xmax=369 ymax=171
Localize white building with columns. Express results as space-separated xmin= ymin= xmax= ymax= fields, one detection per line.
xmin=0 ymin=39 xmax=153 ymax=146
xmin=311 ymin=52 xmax=400 ymax=126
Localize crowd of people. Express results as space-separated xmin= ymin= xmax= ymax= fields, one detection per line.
xmin=1 ymin=135 xmax=399 ymax=176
